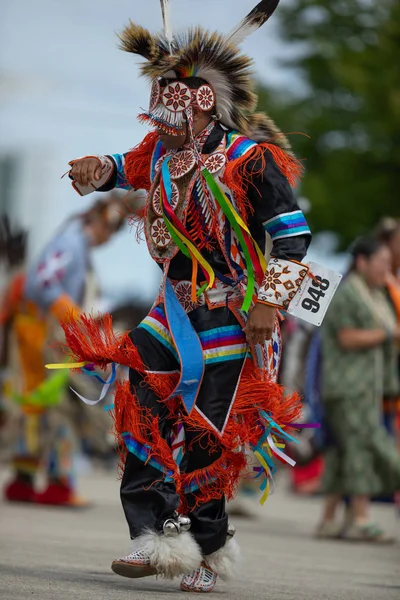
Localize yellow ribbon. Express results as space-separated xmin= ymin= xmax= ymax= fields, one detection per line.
xmin=254 ymin=450 xmax=270 ymax=473
xmin=262 ymin=443 xmax=273 ymax=457
xmin=260 ymin=480 xmax=270 ymax=506
xmin=254 ymin=449 xmax=272 ymax=506
xmin=167 ymin=220 xmax=216 ymax=290
xmin=45 ymin=361 xmax=87 ymax=370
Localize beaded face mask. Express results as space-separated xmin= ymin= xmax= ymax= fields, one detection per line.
xmin=138 ymin=78 xmax=216 ymax=135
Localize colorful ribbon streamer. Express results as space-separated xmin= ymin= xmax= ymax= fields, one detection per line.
xmin=252 ymin=411 xmax=301 ymax=505
xmin=69 ymin=362 xmax=117 ymax=406
xmin=160 ymin=158 xmax=215 ymax=296
xmin=282 ymin=422 xmax=321 ymax=429
xmin=201 ymin=168 xmax=266 ymax=312
xmin=260 ymin=411 xmax=299 ymax=445
xmin=267 ymin=433 xmax=296 ymax=467
xmin=159 ymin=157 xmax=267 ymax=313
xmin=46 ymin=361 xmax=87 ymax=370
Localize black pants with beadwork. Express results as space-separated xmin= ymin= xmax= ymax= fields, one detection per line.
xmin=120 ymin=305 xmax=245 ymax=556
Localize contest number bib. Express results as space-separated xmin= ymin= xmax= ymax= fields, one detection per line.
xmin=287 ymin=261 xmax=342 ymax=327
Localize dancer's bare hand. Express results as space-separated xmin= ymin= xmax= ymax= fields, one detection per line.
xmin=243 ymin=303 xmax=276 ymax=345
xmin=69 ymin=157 xmax=102 ymax=187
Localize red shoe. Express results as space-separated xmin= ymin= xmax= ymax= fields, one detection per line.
xmin=4 ymin=479 xmax=36 ymax=503
xmin=34 ymin=483 xmax=91 ymax=508
xmin=34 ymin=482 xmax=73 ymax=505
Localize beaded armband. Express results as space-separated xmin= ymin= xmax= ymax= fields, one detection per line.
xmin=257 ymin=257 xmax=309 ymax=310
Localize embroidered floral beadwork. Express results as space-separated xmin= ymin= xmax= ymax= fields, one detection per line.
xmin=149 ymin=79 xmax=161 ymax=112
xmin=204 ymin=152 xmax=226 ymax=174
xmin=196 ymin=85 xmax=215 ymax=111
xmin=169 ymin=150 xmax=196 ymax=179
xmin=162 ymin=82 xmax=191 ymax=112
xmin=150 ymin=218 xmax=172 ymax=248
xmin=258 ymin=258 xmax=309 ymax=309
xmin=172 ymin=280 xmax=205 ymax=313
xmin=152 ymin=182 xmax=179 ymax=216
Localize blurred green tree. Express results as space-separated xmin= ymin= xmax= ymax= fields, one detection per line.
xmin=258 ymin=0 xmax=400 ymax=247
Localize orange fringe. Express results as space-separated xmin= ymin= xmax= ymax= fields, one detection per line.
xmin=264 ymin=143 xmax=304 ymax=188
xmin=62 ymin=313 xmax=303 ymax=508
xmin=142 ymin=370 xmax=180 ymax=405
xmin=112 ymin=381 xmax=180 ymax=491
xmin=180 ymin=359 xmax=302 ymax=507
xmin=127 ymin=204 xmax=146 ymax=242
xmin=179 ymin=444 xmax=248 ymax=512
xmin=61 ymin=313 xmax=144 ymax=371
xmin=124 ymin=131 xmax=158 ymax=192
xmin=109 ymin=355 xmax=302 ymax=509
xmin=223 ymin=143 xmax=304 ymax=222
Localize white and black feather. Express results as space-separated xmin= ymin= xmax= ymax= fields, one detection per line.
xmin=227 ymin=0 xmax=280 ymax=46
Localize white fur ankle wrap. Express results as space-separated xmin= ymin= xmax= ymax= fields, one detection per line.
xmin=131 ymin=530 xmax=202 ymax=579
xmin=204 ymin=538 xmax=240 ymax=580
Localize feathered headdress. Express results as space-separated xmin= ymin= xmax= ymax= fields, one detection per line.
xmin=118 ymin=1 xmax=291 ymax=150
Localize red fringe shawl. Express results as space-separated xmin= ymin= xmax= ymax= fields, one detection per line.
xmin=223 ymin=143 xmax=304 ymax=223
xmin=122 ymin=133 xmax=303 ymax=234
xmin=124 ymin=131 xmax=158 ymax=192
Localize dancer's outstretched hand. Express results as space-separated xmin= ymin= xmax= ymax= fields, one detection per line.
xmin=243 ymin=303 xmax=276 ymax=345
xmin=69 ymin=157 xmax=102 ymax=187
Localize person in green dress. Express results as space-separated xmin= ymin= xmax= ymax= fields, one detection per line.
xmin=317 ymin=236 xmax=400 ymax=542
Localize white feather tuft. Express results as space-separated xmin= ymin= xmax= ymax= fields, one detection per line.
xmin=227 ymin=0 xmax=280 ymax=46
xmin=160 ymin=0 xmax=173 ymax=45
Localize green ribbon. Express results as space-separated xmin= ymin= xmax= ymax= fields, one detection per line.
xmin=201 ymin=168 xmax=255 ymax=312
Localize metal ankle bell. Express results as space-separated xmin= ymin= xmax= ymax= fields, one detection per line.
xmin=177 ymin=514 xmax=191 ymax=532
xmin=227 ymin=523 xmax=236 ymax=539
xmin=163 ymin=518 xmax=181 ymax=537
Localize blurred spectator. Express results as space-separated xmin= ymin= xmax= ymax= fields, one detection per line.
xmin=376 ymin=218 xmax=400 ymax=442
xmin=0 ymin=217 xmax=28 ymax=436
xmin=1 ymin=195 xmax=124 ymax=506
xmin=280 ymin=318 xmax=325 ymax=495
xmin=316 ymin=236 xmax=400 ymax=542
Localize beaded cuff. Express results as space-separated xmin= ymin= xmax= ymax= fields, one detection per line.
xmin=257 ymin=257 xmax=309 ymax=310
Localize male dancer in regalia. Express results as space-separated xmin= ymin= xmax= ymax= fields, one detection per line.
xmin=65 ymin=1 xmax=311 ymax=592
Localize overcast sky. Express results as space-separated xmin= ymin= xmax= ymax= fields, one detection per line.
xmin=0 ymin=0 xmax=300 ymax=305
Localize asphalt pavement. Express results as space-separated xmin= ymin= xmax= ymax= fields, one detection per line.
xmin=0 ymin=468 xmax=399 ymax=600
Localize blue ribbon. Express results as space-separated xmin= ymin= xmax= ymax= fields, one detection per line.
xmin=82 ymin=362 xmax=117 ymax=385
xmin=260 ymin=410 xmax=299 ymax=445
xmin=164 ymin=279 xmax=204 ymax=414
